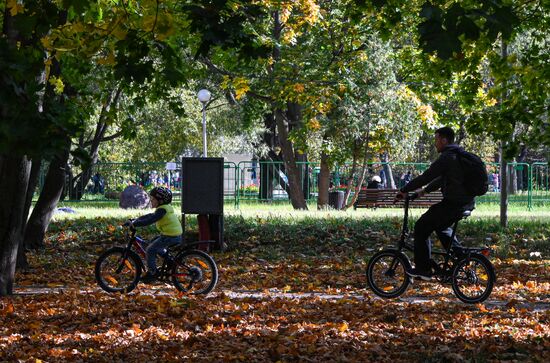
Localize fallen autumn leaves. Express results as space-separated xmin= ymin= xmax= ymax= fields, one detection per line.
xmin=1 ymin=216 xmax=548 ymax=361
xmin=1 ymin=290 xmax=548 ymax=362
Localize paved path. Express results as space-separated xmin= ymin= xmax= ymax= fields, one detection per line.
xmin=12 ymin=285 xmax=549 ymax=312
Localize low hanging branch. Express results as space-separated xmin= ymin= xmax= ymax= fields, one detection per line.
xmin=69 ymin=86 xmax=124 ymax=199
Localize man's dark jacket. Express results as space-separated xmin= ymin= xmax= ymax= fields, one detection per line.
xmin=401 ymin=144 xmax=474 ymax=205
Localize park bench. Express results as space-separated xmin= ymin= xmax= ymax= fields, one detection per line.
xmin=354 ymin=189 xmax=443 ymax=209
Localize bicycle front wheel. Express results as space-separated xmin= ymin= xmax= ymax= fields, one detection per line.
xmin=95 ymin=247 xmax=142 ymax=293
xmin=452 ymin=253 xmax=495 ymax=304
xmin=366 ymin=249 xmax=411 ymax=298
xmin=172 ymin=250 xmax=218 ymax=295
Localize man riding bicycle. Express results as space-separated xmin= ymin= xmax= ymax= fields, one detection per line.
xmin=396 ymin=127 xmax=475 ymax=281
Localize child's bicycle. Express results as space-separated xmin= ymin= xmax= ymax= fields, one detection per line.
xmin=366 ymin=192 xmax=496 ymax=304
xmin=95 ymin=225 xmax=218 ymax=294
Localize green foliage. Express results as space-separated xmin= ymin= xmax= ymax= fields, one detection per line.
xmin=418 ymin=1 xmax=519 ymax=60
xmin=469 ymin=27 xmax=550 ymax=157
xmin=182 ymin=1 xmax=271 ymax=59
xmin=0 ymin=6 xmax=83 ymax=158
xmin=400 ymin=0 xmax=549 ymax=159
xmin=97 ymin=86 xmax=260 ymax=162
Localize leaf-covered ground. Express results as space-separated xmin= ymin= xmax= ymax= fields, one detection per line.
xmin=1 ymin=213 xmax=549 ymax=362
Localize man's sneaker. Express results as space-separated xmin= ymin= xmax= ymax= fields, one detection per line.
xmin=140 ymin=271 xmax=157 ymax=283
xmin=407 ymin=268 xmax=432 ymax=281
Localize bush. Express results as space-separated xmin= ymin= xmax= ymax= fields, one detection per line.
xmin=240 ymin=184 xmax=259 ymax=194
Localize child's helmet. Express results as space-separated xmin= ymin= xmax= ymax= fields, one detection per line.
xmin=150 ymin=186 xmax=172 ymax=205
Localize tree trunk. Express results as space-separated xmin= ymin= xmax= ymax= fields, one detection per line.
xmin=516 ymin=145 xmax=526 ymax=191
xmin=16 ymin=158 xmax=42 ymax=269
xmin=259 ymin=159 xmax=275 ymax=200
xmin=499 ymin=145 xmax=508 ymax=228
xmin=296 ymin=153 xmax=310 ymax=201
xmin=285 ymin=103 xmax=309 ymax=201
xmin=68 ymin=169 xmax=85 ymax=200
xmin=343 ymin=140 xmax=360 ymax=204
xmin=24 ymin=144 xmax=70 ymax=249
xmin=62 ymin=165 xmax=73 ymax=201
xmin=0 ymin=154 xmax=31 ymax=296
xmin=508 ymin=163 xmax=517 ymax=195
xmin=274 ymin=109 xmax=307 ymax=209
xmin=268 ymin=13 xmax=305 ymax=209
xmin=22 ymin=158 xmax=42 ymax=223
xmin=499 ymin=38 xmax=509 ymax=228
xmin=344 ymin=134 xmax=371 ymax=210
xmin=317 ymin=152 xmax=331 ymax=209
xmin=381 ymin=153 xmax=396 ymax=189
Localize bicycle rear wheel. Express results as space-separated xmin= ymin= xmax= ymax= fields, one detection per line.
xmin=172 ymin=250 xmax=218 ymax=295
xmin=95 ymin=247 xmax=142 ymax=293
xmin=452 ymin=253 xmax=495 ymax=303
xmin=366 ymin=250 xmax=411 ymax=298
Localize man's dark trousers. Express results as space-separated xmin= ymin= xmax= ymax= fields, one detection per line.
xmin=413 ymin=199 xmax=474 ymax=274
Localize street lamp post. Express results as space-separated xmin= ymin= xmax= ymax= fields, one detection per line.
xmin=197 ymin=89 xmax=211 ymax=157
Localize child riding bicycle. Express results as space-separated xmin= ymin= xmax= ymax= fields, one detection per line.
xmin=125 ymin=186 xmax=182 ymax=283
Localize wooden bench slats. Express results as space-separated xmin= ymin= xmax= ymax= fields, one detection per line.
xmin=354 ymin=189 xmax=443 ymax=209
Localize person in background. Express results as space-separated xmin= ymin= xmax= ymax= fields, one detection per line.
xmin=399 ymin=171 xmax=412 ymax=189
xmin=403 ymin=171 xmax=412 ymax=185
xmin=492 ymin=172 xmax=500 ymax=192
xmin=367 ymin=175 xmax=383 ymax=189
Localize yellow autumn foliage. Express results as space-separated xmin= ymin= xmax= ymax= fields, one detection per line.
xmin=7 ymin=0 xmax=25 ymax=16
xmin=233 ymin=77 xmax=250 ymax=100
xmin=48 ymin=76 xmax=65 ymax=95
xmin=294 ymin=83 xmax=305 ymax=93
xmin=307 ymin=118 xmax=321 ymax=131
xmin=416 ymin=104 xmax=435 ymax=124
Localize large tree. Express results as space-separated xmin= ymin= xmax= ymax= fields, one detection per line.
xmin=0 ymin=0 xmax=85 ymax=294
xmin=0 ymin=0 xmax=264 ymax=295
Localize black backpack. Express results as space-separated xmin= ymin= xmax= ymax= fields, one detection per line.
xmin=455 ymin=150 xmax=489 ymax=196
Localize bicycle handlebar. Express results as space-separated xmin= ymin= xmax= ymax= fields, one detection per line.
xmin=122 ymin=218 xmax=136 ymax=227
xmin=122 ymin=221 xmax=137 ymax=235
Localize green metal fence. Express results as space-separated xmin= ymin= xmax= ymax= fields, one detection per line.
xmin=224 ymin=162 xmax=238 ymax=207
xmin=39 ymin=159 xmax=549 ymax=209
xmin=233 ymin=161 xmax=548 ymax=209
xmin=43 ymin=162 xmax=239 ymax=206
xmin=51 ymin=162 xmax=171 ymax=201
xmin=236 ymin=161 xmax=319 ymax=206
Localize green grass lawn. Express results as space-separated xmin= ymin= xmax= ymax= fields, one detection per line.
xmin=53 ymin=199 xmax=550 ymax=221
xmin=49 ymin=201 xmax=550 ymax=260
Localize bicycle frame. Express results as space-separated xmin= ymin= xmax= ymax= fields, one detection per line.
xmin=124 ymin=228 xmax=217 ymax=269
xmin=124 ymin=229 xmax=147 ymax=257
xmin=397 ymin=193 xmax=491 ymax=279
xmin=127 ymin=227 xmax=216 ymax=254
